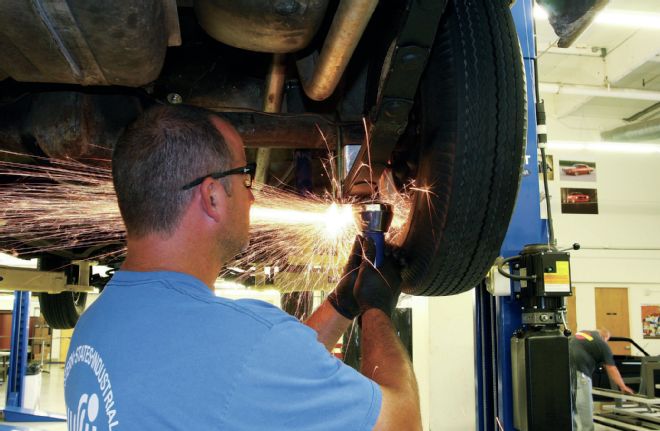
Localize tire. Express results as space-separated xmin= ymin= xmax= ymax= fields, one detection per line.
xmin=391 ymin=0 xmax=526 ymax=296
xmin=38 ymin=291 xmax=87 ymax=329
xmin=37 ymin=255 xmax=87 ymax=329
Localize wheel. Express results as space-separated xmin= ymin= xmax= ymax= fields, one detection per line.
xmin=37 ymin=255 xmax=87 ymax=329
xmin=38 ymin=291 xmax=87 ymax=329
xmin=389 ymin=0 xmax=526 ymax=296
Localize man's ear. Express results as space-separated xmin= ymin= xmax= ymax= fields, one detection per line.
xmin=199 ymin=177 xmax=227 ymax=222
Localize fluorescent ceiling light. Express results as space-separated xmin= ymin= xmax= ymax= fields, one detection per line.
xmin=534 ymin=8 xmax=660 ymax=30
xmin=534 ymin=8 xmax=550 ymax=20
xmin=596 ymin=10 xmax=660 ymax=29
xmin=546 ymin=141 xmax=660 ymax=154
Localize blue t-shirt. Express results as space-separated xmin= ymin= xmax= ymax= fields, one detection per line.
xmin=64 ymin=271 xmax=381 ymax=430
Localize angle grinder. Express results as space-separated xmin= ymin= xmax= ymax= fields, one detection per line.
xmin=353 ymin=202 xmax=393 ymax=267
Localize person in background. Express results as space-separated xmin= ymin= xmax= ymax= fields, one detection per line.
xmin=570 ymin=328 xmax=634 ymax=430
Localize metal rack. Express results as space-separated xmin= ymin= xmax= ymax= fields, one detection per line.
xmin=594 ymin=388 xmax=660 ymax=430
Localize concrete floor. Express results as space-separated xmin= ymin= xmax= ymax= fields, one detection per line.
xmin=0 ymin=364 xmax=67 ymax=431
xmin=0 ymin=364 xmax=618 ymax=430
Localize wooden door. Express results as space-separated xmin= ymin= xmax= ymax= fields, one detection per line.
xmin=566 ymin=288 xmax=577 ymax=334
xmin=595 ymin=288 xmax=630 ymax=355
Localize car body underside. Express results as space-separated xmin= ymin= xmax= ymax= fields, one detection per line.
xmin=0 ymin=0 xmax=436 ymax=196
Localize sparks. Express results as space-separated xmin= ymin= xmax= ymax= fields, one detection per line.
xmin=239 ymin=185 xmax=361 ymax=291
xmin=0 ymin=150 xmax=416 ymax=293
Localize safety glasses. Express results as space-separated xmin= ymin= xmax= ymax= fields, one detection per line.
xmin=182 ymin=162 xmax=257 ymax=190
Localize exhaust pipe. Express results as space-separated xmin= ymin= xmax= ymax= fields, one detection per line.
xmin=296 ymin=0 xmax=379 ymax=101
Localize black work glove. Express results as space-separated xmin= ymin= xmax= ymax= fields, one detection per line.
xmin=327 ymin=235 xmax=364 ymax=319
xmin=353 ymin=237 xmax=404 ymax=318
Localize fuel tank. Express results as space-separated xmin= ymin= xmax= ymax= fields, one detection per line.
xmin=195 ymin=0 xmax=329 ymax=53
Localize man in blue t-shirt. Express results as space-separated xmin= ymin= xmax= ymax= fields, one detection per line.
xmin=64 ymin=104 xmax=421 ymax=430
xmin=569 ymin=328 xmax=634 ymax=430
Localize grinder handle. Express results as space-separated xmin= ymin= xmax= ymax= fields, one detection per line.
xmin=364 ymin=231 xmax=385 ymax=268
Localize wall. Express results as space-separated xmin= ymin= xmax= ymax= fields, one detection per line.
xmin=544 ymin=136 xmax=660 ymax=353
xmin=413 ymin=292 xmax=476 ymax=431
xmin=0 ymin=254 xmax=43 ymax=317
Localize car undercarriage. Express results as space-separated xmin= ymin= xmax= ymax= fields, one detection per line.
xmin=0 ymin=0 xmax=527 ymax=328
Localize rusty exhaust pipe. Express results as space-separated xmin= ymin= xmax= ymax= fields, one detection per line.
xmin=255 ymin=53 xmax=287 ymax=184
xmin=296 ymin=0 xmax=379 ymax=101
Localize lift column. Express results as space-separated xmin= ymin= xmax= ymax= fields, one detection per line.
xmin=475 ymin=0 xmax=572 ymax=429
xmin=5 ymin=291 xmax=31 ymax=409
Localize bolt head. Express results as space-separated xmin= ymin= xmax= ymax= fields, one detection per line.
xmin=167 ymin=93 xmax=183 ymax=104
xmin=274 ymin=0 xmax=300 ymax=15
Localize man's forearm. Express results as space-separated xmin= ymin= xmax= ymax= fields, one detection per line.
xmin=305 ymin=300 xmax=353 ymax=351
xmin=605 ymin=365 xmax=630 ymax=391
xmin=361 ymin=309 xmax=416 ymax=388
xmin=361 ymin=308 xmax=421 ymax=429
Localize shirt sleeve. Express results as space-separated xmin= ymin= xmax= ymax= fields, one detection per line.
xmin=220 ymin=319 xmax=382 ymax=431
xmin=599 ymin=338 xmax=615 ymax=366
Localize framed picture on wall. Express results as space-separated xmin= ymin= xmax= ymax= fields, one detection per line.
xmin=538 ymin=153 xmax=554 ymax=181
xmin=642 ymin=305 xmax=660 ymax=339
xmin=560 ymin=187 xmax=599 ymax=214
xmin=559 ymin=159 xmax=597 ymax=182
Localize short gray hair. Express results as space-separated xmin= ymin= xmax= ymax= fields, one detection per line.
xmin=112 ymin=104 xmax=232 ymax=237
xmin=597 ymin=328 xmax=611 ymax=341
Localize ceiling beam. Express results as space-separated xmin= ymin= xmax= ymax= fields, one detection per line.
xmin=554 ymin=29 xmax=660 ymax=117
xmin=606 ymin=30 xmax=660 ymax=83
xmin=540 ymin=82 xmax=660 ymax=101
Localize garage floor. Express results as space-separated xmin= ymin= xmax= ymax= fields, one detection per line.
xmin=0 ymin=364 xmax=66 ymax=431
xmin=0 ymin=365 xmax=619 ymax=430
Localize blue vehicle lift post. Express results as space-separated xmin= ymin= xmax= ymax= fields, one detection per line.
xmin=476 ymin=0 xmax=573 ymax=429
xmin=3 ymin=290 xmax=65 ymax=422
xmin=5 ymin=291 xmax=31 ymax=410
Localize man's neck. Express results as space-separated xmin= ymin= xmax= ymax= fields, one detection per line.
xmin=122 ymin=232 xmax=222 ymax=289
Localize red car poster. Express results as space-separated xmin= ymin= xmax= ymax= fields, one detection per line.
xmin=559 ymin=159 xmax=597 ymax=182
xmin=561 ymin=187 xmax=598 ymax=214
